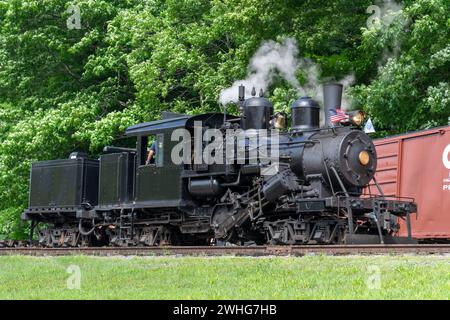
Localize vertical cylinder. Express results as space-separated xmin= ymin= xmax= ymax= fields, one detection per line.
xmin=291 ymin=97 xmax=320 ymax=130
xmin=241 ymin=97 xmax=273 ymax=130
xmin=323 ymin=83 xmax=343 ymax=126
xmin=238 ymin=85 xmax=245 ymax=101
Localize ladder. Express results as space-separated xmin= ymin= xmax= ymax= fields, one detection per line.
xmin=118 ymin=210 xmax=134 ymax=246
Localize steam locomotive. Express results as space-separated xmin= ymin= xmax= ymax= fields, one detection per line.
xmin=22 ymin=84 xmax=416 ymax=246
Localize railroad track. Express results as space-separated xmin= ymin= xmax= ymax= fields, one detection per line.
xmin=1 ymin=244 xmax=450 ymax=256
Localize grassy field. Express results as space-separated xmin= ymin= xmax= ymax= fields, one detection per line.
xmin=0 ymin=255 xmax=449 ymax=299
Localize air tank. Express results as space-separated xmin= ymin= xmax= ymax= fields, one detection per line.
xmin=188 ymin=178 xmax=224 ymax=197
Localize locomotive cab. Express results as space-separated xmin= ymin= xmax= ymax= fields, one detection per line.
xmin=124 ymin=113 xmax=241 ymax=208
xmin=126 ymin=116 xmax=189 ymax=206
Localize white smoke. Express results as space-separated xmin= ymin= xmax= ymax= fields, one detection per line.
xmin=297 ymin=58 xmax=322 ymax=100
xmin=341 ymin=74 xmax=356 ymax=111
xmin=379 ymin=0 xmax=404 ymax=27
xmin=218 ymin=37 xmax=356 ymax=114
xmin=370 ymin=0 xmax=408 ymax=68
xmin=219 ymin=38 xmax=301 ymax=105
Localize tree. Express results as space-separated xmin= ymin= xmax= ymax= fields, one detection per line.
xmin=350 ymin=0 xmax=450 ymax=135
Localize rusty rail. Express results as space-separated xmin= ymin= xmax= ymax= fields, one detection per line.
xmin=1 ymin=244 xmax=450 ymax=256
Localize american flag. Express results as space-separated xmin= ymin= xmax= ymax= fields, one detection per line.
xmin=329 ymin=108 xmax=349 ymax=124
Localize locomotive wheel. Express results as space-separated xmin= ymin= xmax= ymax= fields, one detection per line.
xmin=159 ymin=227 xmax=172 ymax=246
xmin=38 ymin=229 xmax=53 ymax=247
xmin=80 ymin=235 xmax=91 ymax=247
xmin=136 ymin=225 xmax=181 ymax=246
xmin=37 ymin=227 xmax=91 ymax=247
xmin=265 ymin=218 xmax=347 ymax=245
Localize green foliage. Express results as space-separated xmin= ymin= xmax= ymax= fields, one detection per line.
xmin=0 ymin=0 xmax=140 ymax=237
xmin=0 ymin=0 xmax=448 ymax=238
xmin=350 ymin=0 xmax=450 ymax=134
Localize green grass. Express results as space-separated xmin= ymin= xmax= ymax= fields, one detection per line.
xmin=0 ymin=255 xmax=449 ymax=299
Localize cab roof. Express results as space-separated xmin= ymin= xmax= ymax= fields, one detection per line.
xmin=125 ymin=113 xmax=239 ymax=136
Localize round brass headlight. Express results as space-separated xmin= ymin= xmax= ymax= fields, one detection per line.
xmin=351 ymin=111 xmax=365 ymax=126
xmin=359 ymin=150 xmax=370 ymax=166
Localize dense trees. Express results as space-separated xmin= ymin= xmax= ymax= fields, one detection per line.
xmin=351 ymin=0 xmax=450 ymax=135
xmin=0 ymin=0 xmax=448 ymax=238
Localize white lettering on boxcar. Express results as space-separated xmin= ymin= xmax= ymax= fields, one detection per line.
xmin=443 ymin=144 xmax=450 ymax=169
xmin=442 ymin=145 xmax=450 ymax=190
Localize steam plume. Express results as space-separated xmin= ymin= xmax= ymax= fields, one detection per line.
xmin=218 ymin=37 xmax=356 ymax=112
xmin=219 ymin=38 xmax=300 ymax=105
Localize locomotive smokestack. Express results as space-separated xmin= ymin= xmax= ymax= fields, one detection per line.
xmin=323 ymin=83 xmax=343 ymax=126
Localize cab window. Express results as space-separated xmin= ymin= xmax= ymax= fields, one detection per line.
xmin=144 ymin=133 xmax=163 ymax=167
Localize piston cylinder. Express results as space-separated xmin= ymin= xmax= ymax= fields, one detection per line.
xmin=188 ymin=178 xmax=224 ymax=197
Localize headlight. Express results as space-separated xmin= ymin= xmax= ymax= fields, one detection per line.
xmin=358 ymin=151 xmax=370 ymax=166
xmin=350 ymin=111 xmax=365 ymax=126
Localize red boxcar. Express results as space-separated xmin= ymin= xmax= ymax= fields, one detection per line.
xmin=366 ymin=125 xmax=450 ymax=240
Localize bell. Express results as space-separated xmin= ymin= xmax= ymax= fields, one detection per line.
xmin=274 ymin=112 xmax=286 ymax=129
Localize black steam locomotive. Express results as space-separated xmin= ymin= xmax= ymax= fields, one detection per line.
xmin=22 ymin=84 xmax=416 ymax=246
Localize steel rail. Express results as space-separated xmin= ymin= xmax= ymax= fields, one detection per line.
xmin=1 ymin=244 xmax=450 ymax=256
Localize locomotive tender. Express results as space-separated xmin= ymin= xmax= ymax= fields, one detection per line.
xmin=22 ymin=84 xmax=417 ymax=246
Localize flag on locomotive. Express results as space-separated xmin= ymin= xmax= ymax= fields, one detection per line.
xmin=329 ymin=108 xmax=349 ymax=125
xmin=329 ymin=108 xmax=366 ymax=127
